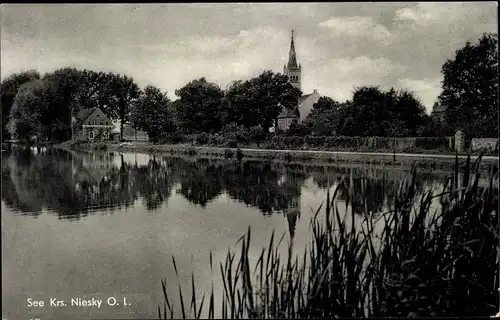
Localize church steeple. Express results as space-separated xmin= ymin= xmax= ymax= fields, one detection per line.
xmin=287 ymin=29 xmax=298 ymax=68
xmin=283 ymin=29 xmax=301 ymax=91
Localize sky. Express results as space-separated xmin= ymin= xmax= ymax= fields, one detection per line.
xmin=1 ymin=2 xmax=497 ymax=113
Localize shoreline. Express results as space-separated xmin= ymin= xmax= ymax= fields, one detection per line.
xmin=53 ymin=141 xmax=499 ymax=172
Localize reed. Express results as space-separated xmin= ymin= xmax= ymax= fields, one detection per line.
xmin=159 ymin=152 xmax=499 ymax=318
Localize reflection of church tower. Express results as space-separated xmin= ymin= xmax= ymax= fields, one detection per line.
xmin=283 ymin=29 xmax=301 ymax=91
xmin=284 ymin=196 xmax=301 ymax=240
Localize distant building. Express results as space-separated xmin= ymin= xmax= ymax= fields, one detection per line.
xmin=277 ymin=30 xmax=321 ymax=131
xmin=72 ymin=107 xmax=115 ymax=141
xmin=431 ymin=102 xmax=446 ymax=122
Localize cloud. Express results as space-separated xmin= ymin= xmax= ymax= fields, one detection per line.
xmin=307 ymin=56 xmax=404 ymax=102
xmin=394 ymin=2 xmax=494 ymax=26
xmin=318 ymin=16 xmax=391 ymax=43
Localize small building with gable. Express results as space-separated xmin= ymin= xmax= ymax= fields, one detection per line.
xmin=72 ymin=107 xmax=115 ymax=141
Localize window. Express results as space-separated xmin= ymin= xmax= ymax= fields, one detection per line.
xmin=88 ymin=131 xmax=94 ymax=140
xmin=104 ymin=131 xmax=109 ymax=140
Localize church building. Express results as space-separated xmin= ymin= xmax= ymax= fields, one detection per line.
xmin=277 ymin=30 xmax=321 ymax=131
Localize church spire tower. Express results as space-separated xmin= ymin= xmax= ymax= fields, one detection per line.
xmin=283 ymin=29 xmax=301 ymax=91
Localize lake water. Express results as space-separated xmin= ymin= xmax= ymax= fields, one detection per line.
xmin=1 ymin=148 xmax=497 ymax=319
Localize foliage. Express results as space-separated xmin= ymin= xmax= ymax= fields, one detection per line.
xmin=224 ymin=149 xmax=234 ymax=159
xmin=7 ymin=74 xmax=81 ymax=142
xmin=338 ymin=86 xmax=427 ymax=137
xmin=284 ymin=122 xmax=312 ymax=136
xmin=0 ymin=70 xmax=41 ymax=141
xmin=196 ymin=132 xmax=210 ymax=145
xmin=303 ymin=96 xmax=343 ymax=136
xmin=162 ymin=133 xmax=188 ymax=144
xmin=159 ymin=156 xmax=499 ymax=318
xmin=131 ymin=85 xmax=174 ymax=143
xmin=223 ymin=71 xmax=302 ymax=132
xmin=438 ymin=33 xmax=498 ymax=137
xmin=211 ymin=123 xmax=254 ymax=148
xmin=109 ymin=74 xmax=140 ymax=140
xmin=174 ymin=78 xmax=225 ymax=134
xmin=236 ymin=148 xmax=244 ymax=161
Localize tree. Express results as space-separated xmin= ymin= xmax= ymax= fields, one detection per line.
xmin=1 ymin=70 xmax=41 ymax=141
xmin=130 ymin=85 xmax=174 ymax=143
xmin=174 ymin=78 xmax=225 ymax=134
xmin=108 ymin=74 xmax=140 ymax=140
xmin=8 ymin=68 xmax=88 ymax=142
xmin=339 ymin=86 xmax=387 ymax=136
xmin=337 ymin=86 xmax=428 ymax=137
xmin=78 ymin=70 xmax=115 ymax=110
xmin=42 ymin=68 xmax=86 ymax=141
xmin=8 ymin=79 xmax=52 ymax=141
xmin=438 ymin=33 xmax=498 ymax=137
xmin=223 ymin=71 xmax=302 ymax=132
xmin=221 ymin=80 xmax=260 ymax=128
xmin=303 ymin=96 xmax=343 ymax=135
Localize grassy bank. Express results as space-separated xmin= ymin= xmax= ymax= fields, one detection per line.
xmin=158 ymin=156 xmax=499 ymax=318
xmin=57 ymin=140 xmax=499 ymax=172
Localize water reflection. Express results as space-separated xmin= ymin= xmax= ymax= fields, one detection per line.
xmin=2 ymin=148 xmax=497 ymax=231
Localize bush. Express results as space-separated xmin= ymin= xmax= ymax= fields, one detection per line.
xmin=248 ymin=126 xmax=268 ymax=143
xmin=196 ymin=133 xmax=210 ymax=145
xmin=93 ymin=142 xmax=107 ymax=151
xmin=236 ymin=148 xmax=244 ymax=161
xmin=186 ymin=146 xmax=197 ymax=156
xmin=162 ymin=133 xmax=187 ymax=144
xmin=224 ymin=149 xmax=234 ymax=159
xmin=285 ymin=123 xmax=312 ymax=136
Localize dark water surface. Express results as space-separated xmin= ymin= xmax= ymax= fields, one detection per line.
xmin=1 ymin=148 xmax=497 ymax=319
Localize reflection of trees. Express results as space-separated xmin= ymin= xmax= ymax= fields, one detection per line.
xmin=1 ymin=149 xmax=175 ymax=220
xmin=3 ymin=149 xmax=460 ymax=227
xmin=175 ymin=159 xmax=224 ymax=207
xmin=131 ymin=156 xmax=175 ymax=210
xmin=305 ymin=166 xmax=430 ymax=215
xmin=219 ymin=161 xmax=306 ymax=215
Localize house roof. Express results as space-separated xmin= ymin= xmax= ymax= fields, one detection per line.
xmin=73 ymin=107 xmax=115 ymax=129
xmin=73 ymin=107 xmax=97 ymax=127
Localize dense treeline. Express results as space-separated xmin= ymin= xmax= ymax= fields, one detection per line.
xmin=1 ymin=33 xmax=497 ymax=143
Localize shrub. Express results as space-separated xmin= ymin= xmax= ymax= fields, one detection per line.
xmin=93 ymin=142 xmax=107 ymax=151
xmin=162 ymin=133 xmax=187 ymax=144
xmin=186 ymin=146 xmax=197 ymax=156
xmin=236 ymin=148 xmax=244 ymax=161
xmin=285 ymin=123 xmax=312 ymax=136
xmin=226 ymin=139 xmax=238 ymax=148
xmin=196 ymin=133 xmax=210 ymax=145
xmin=224 ymin=149 xmax=234 ymax=159
xmin=248 ymin=126 xmax=267 ymax=144
xmin=284 ymin=152 xmax=293 ymax=162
